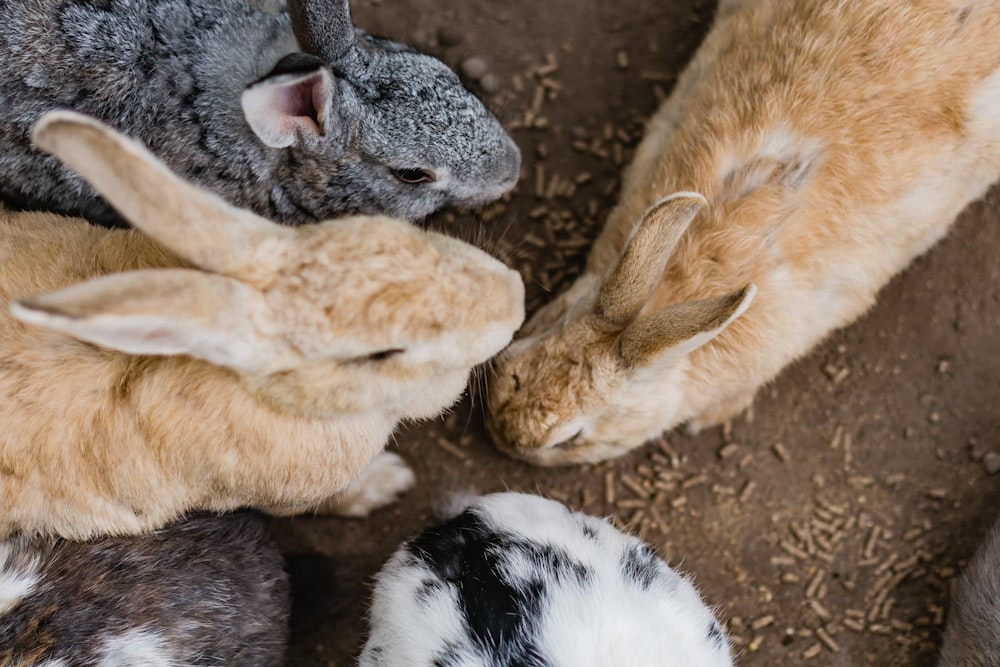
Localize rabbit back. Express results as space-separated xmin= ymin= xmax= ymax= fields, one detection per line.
xmin=0 ymin=513 xmax=289 ymax=667
xmin=361 ymin=493 xmax=732 ymax=667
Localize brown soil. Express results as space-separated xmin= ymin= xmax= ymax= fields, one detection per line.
xmin=269 ymin=1 xmax=1000 ymax=664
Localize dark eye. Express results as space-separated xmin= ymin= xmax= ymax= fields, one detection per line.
xmin=367 ymin=348 xmax=404 ymax=362
xmin=390 ymin=168 xmax=436 ymax=184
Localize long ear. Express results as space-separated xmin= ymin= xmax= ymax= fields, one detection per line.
xmin=242 ymin=54 xmax=335 ymax=148
xmin=288 ymin=0 xmax=355 ymax=62
xmin=618 ymin=284 xmax=756 ymax=368
xmin=10 ymin=270 xmax=295 ymax=374
xmin=31 ymin=111 xmax=291 ymax=283
xmin=595 ymin=193 xmax=706 ymax=328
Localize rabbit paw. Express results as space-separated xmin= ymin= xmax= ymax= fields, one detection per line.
xmin=319 ymin=452 xmax=416 ymax=518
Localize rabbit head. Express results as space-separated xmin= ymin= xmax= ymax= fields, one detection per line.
xmin=241 ymin=0 xmax=522 ymax=221
xmin=361 ymin=492 xmax=733 ymax=667
xmin=12 ymin=111 xmax=525 ymax=420
xmin=487 ymin=194 xmax=754 ymax=465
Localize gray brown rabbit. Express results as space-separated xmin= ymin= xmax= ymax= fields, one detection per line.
xmin=939 ymin=514 xmax=1000 ymax=667
xmin=0 ymin=0 xmax=521 ymax=226
xmin=0 ymin=513 xmax=289 ymax=667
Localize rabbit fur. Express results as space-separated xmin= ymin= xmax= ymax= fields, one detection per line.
xmin=0 ymin=512 xmax=288 ymax=667
xmin=0 ymin=111 xmax=525 ymax=540
xmin=0 ymin=0 xmax=521 ymax=227
xmin=487 ymin=0 xmax=1000 ymax=464
xmin=360 ymin=492 xmax=732 ymax=667
xmin=938 ymin=514 xmax=1000 ymax=667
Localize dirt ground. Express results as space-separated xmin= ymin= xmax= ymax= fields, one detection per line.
xmin=267 ymin=0 xmax=1000 ymax=664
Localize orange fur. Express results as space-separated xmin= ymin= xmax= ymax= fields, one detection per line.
xmin=488 ymin=0 xmax=1000 ymax=464
xmin=0 ymin=113 xmax=524 ymax=538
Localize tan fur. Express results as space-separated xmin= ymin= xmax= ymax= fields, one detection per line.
xmin=488 ymin=0 xmax=1000 ymax=464
xmin=0 ymin=112 xmax=524 ymax=538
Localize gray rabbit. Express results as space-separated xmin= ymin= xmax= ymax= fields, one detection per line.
xmin=939 ymin=514 xmax=1000 ymax=667
xmin=0 ymin=513 xmax=289 ymax=666
xmin=0 ymin=0 xmax=521 ymax=226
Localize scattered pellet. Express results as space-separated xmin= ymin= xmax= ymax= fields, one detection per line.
xmin=682 ymin=474 xmax=709 ymax=490
xmin=772 ymin=442 xmax=790 ymax=462
xmin=815 ymin=627 xmax=840 ymax=653
xmin=658 ymin=440 xmax=682 ymax=468
xmin=640 ymin=69 xmax=674 ymax=81
xmin=809 ymin=599 xmax=833 ymax=622
xmin=604 ymin=471 xmax=616 ymax=505
xmin=863 ymin=526 xmax=882 ymax=559
xmin=874 ymin=553 xmax=899 ymax=576
xmin=844 ymin=618 xmax=865 ymax=632
xmin=616 ymin=499 xmax=647 ymax=510
xmin=880 ymin=597 xmax=896 ymax=621
xmin=739 ymin=480 xmax=757 ymax=503
xmin=806 ymin=570 xmax=825 ymax=599
xmin=790 ymin=522 xmax=816 ymax=555
xmin=718 ymin=443 xmax=741 ymax=459
xmin=780 ymin=540 xmax=809 ymax=561
xmin=620 ymin=474 xmax=651 ymax=499
xmin=434 ymin=437 xmax=467 ymax=460
xmin=802 ymin=643 xmax=823 ymax=659
xmin=751 ymin=615 xmax=775 ymax=630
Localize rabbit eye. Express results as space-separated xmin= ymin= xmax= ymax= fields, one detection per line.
xmin=366 ymin=348 xmax=405 ymax=362
xmin=391 ymin=168 xmax=436 ymax=184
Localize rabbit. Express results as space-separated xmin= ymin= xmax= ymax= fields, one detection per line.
xmin=0 ymin=0 xmax=521 ymax=228
xmin=486 ymin=0 xmax=1000 ymax=465
xmin=0 ymin=110 xmax=525 ymax=540
xmin=0 ymin=512 xmax=289 ymax=667
xmin=938 ymin=514 xmax=1000 ymax=667
xmin=359 ymin=492 xmax=733 ymax=667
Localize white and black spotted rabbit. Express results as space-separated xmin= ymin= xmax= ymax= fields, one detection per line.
xmin=361 ymin=493 xmax=733 ymax=666
xmin=0 ymin=513 xmax=289 ymax=666
xmin=0 ymin=0 xmax=521 ymax=226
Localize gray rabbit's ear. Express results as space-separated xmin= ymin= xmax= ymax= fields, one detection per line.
xmin=242 ymin=55 xmax=335 ymax=149
xmin=288 ymin=0 xmax=354 ymax=62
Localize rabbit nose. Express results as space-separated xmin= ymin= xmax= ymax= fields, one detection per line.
xmin=497 ymin=136 xmax=522 ymax=189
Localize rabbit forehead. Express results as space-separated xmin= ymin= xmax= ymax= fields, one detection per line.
xmin=490 ymin=322 xmax=621 ymax=445
xmin=268 ymin=219 xmax=495 ymax=355
xmin=346 ymin=49 xmax=508 ymax=169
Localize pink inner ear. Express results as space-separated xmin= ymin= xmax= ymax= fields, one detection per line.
xmin=277 ymin=75 xmax=323 ymax=134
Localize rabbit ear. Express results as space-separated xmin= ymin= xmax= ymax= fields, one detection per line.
xmin=617 ymin=284 xmax=756 ymax=368
xmin=288 ymin=0 xmax=355 ymax=62
xmin=31 ymin=111 xmax=291 ymax=283
xmin=242 ymin=54 xmax=335 ymax=148
xmin=10 ymin=269 xmax=294 ymax=373
xmin=595 ymin=193 xmax=706 ymax=328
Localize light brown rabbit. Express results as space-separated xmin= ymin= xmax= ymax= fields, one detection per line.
xmin=488 ymin=0 xmax=1000 ymax=464
xmin=0 ymin=111 xmax=524 ymax=539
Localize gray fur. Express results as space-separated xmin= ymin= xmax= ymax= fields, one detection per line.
xmin=0 ymin=0 xmax=520 ymax=226
xmin=0 ymin=513 xmax=289 ymax=666
xmin=939 ymin=515 xmax=1000 ymax=667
